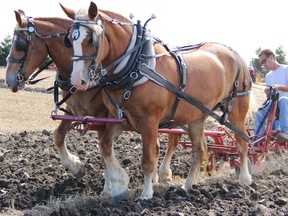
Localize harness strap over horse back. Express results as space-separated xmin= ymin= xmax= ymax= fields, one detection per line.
xmin=139 ymin=62 xmax=251 ymax=142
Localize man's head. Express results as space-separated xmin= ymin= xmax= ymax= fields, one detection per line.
xmin=258 ymin=49 xmax=276 ymax=69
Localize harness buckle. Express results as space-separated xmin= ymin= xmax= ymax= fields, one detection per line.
xmin=124 ymin=90 xmax=131 ymax=99
xmin=110 ymin=19 xmax=118 ymax=24
xmin=51 ymin=107 xmax=59 ymax=116
xmin=117 ymin=107 xmax=123 ymax=118
xmin=228 ymin=105 xmax=232 ymax=112
xmin=69 ymin=86 xmax=77 ymax=94
xmin=101 ymin=68 xmax=107 ymax=76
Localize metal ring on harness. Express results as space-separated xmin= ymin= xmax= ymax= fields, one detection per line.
xmin=130 ymin=72 xmax=138 ymax=79
xmin=16 ymin=73 xmax=24 ymax=82
xmin=124 ymin=90 xmax=131 ymax=99
xmin=139 ymin=54 xmax=145 ymax=60
xmin=88 ymin=66 xmax=96 ymax=79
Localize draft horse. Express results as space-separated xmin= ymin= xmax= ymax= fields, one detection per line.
xmin=5 ymin=9 xmax=180 ymax=198
xmin=61 ymin=1 xmax=253 ymax=201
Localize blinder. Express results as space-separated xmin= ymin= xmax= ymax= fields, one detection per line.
xmin=92 ymin=31 xmax=99 ymax=48
xmin=64 ymin=32 xmax=72 ymax=48
xmin=69 ymin=21 xmax=102 ymax=49
xmin=15 ymin=34 xmax=29 ymax=52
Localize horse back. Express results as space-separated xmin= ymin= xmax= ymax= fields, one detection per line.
xmin=147 ymin=43 xmax=251 ymax=125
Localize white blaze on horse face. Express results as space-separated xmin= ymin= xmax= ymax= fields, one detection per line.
xmin=71 ymin=26 xmax=89 ymax=91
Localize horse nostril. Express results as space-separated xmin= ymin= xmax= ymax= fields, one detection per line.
xmin=81 ymin=80 xmax=87 ymax=85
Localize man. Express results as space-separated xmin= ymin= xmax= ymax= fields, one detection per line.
xmin=254 ymin=49 xmax=288 ymax=142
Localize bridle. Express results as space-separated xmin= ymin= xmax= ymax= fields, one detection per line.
xmin=67 ymin=16 xmax=135 ymax=85
xmin=67 ymin=19 xmax=106 ymax=84
xmin=7 ymin=17 xmax=67 ymax=87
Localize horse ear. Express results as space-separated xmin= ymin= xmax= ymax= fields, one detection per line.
xmin=59 ymin=3 xmax=76 ymax=20
xmin=18 ymin=9 xmax=25 ymax=17
xmin=14 ymin=10 xmax=23 ymax=27
xmin=88 ymin=1 xmax=98 ymax=20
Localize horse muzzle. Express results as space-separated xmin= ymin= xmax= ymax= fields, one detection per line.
xmin=5 ymin=75 xmax=25 ymax=93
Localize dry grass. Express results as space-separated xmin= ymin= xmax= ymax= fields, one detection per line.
xmin=0 ymin=67 xmax=59 ymax=133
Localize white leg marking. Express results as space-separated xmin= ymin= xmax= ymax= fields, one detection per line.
xmin=104 ymin=147 xmax=129 ymax=200
xmin=140 ymin=173 xmax=154 ymax=200
xmin=100 ymin=168 xmax=112 ymax=197
xmin=239 ymin=159 xmax=252 ymax=185
xmin=159 ymin=154 xmax=173 ymax=183
xmin=182 ymin=151 xmax=201 ymax=191
xmin=57 ymin=142 xmax=83 ymax=177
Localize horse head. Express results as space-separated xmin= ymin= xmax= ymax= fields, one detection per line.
xmin=5 ymin=10 xmax=72 ymax=92
xmin=60 ymin=1 xmax=133 ymax=91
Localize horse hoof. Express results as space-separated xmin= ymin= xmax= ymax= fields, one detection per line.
xmin=75 ymin=164 xmax=85 ymax=179
xmin=112 ymin=190 xmax=128 ymax=202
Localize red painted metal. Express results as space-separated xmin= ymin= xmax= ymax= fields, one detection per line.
xmin=51 ymin=103 xmax=288 ymax=175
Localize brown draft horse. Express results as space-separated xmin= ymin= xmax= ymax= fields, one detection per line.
xmin=5 ymin=9 xmax=180 ymax=199
xmin=61 ymin=1 xmax=253 ymax=200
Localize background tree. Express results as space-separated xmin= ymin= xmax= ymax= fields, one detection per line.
xmin=0 ymin=35 xmax=12 ymax=66
xmin=275 ymin=45 xmax=287 ymax=64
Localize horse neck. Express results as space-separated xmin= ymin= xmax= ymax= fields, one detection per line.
xmin=34 ymin=17 xmax=73 ymax=80
xmin=99 ymin=12 xmax=134 ymax=69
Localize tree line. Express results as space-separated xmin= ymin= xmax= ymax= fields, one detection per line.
xmin=0 ymin=34 xmax=287 ymax=76
xmin=0 ymin=35 xmax=12 ymax=66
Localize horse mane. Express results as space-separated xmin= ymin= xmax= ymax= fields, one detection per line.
xmin=33 ymin=17 xmax=72 ymax=34
xmin=99 ymin=9 xmax=131 ymax=23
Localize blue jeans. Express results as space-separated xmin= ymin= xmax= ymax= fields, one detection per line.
xmin=254 ymin=97 xmax=288 ymax=141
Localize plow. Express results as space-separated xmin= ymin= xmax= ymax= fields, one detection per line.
xmin=51 ymin=89 xmax=288 ymax=178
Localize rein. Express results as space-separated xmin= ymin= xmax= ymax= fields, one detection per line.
xmin=7 ymin=17 xmax=67 ymax=86
xmin=52 ymin=72 xmax=77 ymax=115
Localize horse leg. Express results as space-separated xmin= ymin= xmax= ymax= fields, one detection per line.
xmin=152 ymin=138 xmax=160 ymax=183
xmin=99 ymin=124 xmax=129 ymax=202
xmin=183 ymin=119 xmax=206 ymax=191
xmin=140 ymin=122 xmax=160 ymax=200
xmin=91 ymin=130 xmax=112 ymax=197
xmin=53 ymin=119 xmax=85 ymax=178
xmin=159 ymin=133 xmax=180 ymax=183
xmin=229 ymin=98 xmax=252 ymax=186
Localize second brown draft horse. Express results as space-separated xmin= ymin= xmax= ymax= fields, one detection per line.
xmin=5 ymin=9 xmax=181 ymax=200
xmin=61 ymin=2 xmax=253 ymax=201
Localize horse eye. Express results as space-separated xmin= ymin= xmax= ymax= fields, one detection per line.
xmin=88 ymin=37 xmax=93 ymax=45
